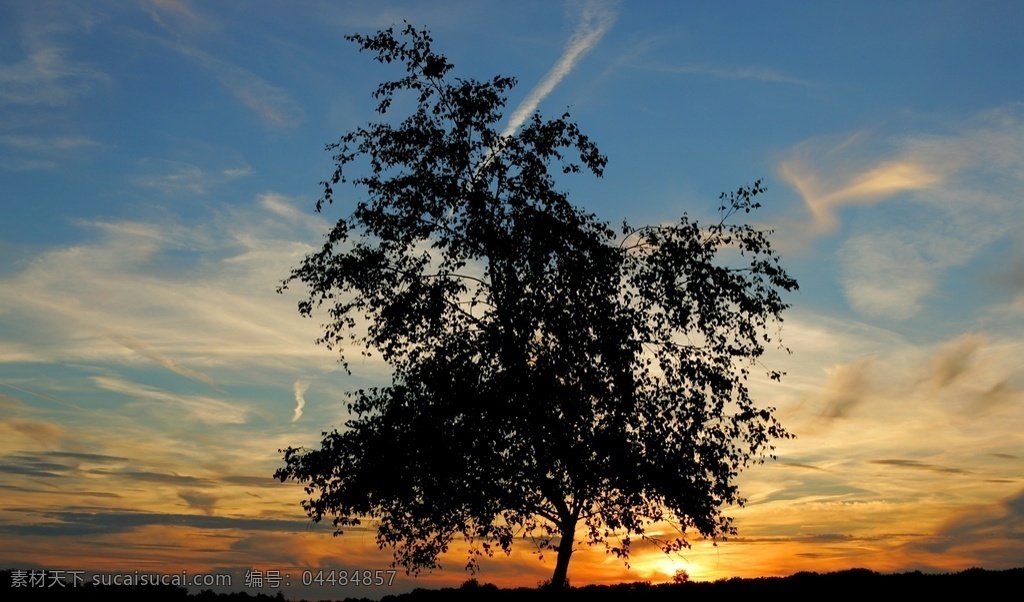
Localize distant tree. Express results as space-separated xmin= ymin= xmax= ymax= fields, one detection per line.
xmin=275 ymin=24 xmax=797 ymax=589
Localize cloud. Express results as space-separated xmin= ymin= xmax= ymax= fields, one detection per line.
xmin=908 ymin=488 xmax=1024 ymax=567
xmin=0 ymin=158 xmax=57 ymax=171
xmin=0 ymin=456 xmax=72 ymax=479
xmin=783 ymin=107 xmax=1024 ymax=238
xmin=179 ymin=490 xmax=218 ymax=515
xmin=972 ymin=379 xmax=1016 ymax=414
xmin=133 ymin=157 xmax=252 ymax=195
xmin=904 ymin=333 xmax=1024 ymax=416
xmin=222 ymin=475 xmax=284 ymax=487
xmin=41 ymin=451 xmax=128 ymax=463
xmin=258 ymin=193 xmax=329 ymax=238
xmin=987 ymin=255 xmax=1024 ymax=292
xmin=91 ymin=468 xmax=209 ymax=486
xmin=0 ymin=451 xmax=130 ymax=487
xmin=106 ymin=334 xmax=218 ymax=388
xmin=780 ymin=105 xmax=1024 ymax=319
xmin=500 ymin=0 xmax=616 ymax=139
xmin=839 ymin=233 xmax=936 ymax=320
xmin=0 ymin=197 xmax=346 ymax=379
xmin=780 ymin=148 xmax=943 ymax=235
xmin=0 ymin=134 xmax=101 ymax=152
xmin=0 ymin=483 xmax=121 ymax=498
xmin=0 ymin=509 xmax=309 ymax=537
xmin=869 ymin=459 xmax=969 ymax=475
xmin=737 ymin=321 xmax=1024 ymax=552
xmin=0 ymin=381 xmax=85 ymax=411
xmin=147 ymin=0 xmax=199 ymax=24
xmin=175 ymin=44 xmax=303 ymax=128
xmin=779 ymin=462 xmax=827 ymax=471
xmin=91 ymin=376 xmax=248 ymax=425
xmin=928 ymin=334 xmax=984 ymax=390
xmin=646 ymin=63 xmax=816 ymax=87
xmin=291 ymin=380 xmax=309 ymax=422
xmin=755 ymin=479 xmax=872 ymax=504
xmin=0 ymin=19 xmax=110 ymax=107
xmin=819 ymin=357 xmax=874 ymax=420
xmin=142 ymin=0 xmax=224 ymax=47
xmin=990 ymin=453 xmax=1019 ymax=461
xmin=0 ymin=134 xmax=103 ymax=169
xmin=4 ymin=419 xmax=66 ymax=445
xmin=137 ymin=0 xmax=300 ymax=128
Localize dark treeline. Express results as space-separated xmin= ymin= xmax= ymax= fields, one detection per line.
xmin=4 ymin=568 xmax=1023 ymax=600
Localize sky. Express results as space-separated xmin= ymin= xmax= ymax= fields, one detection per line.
xmin=2 ymin=0 xmax=1023 ymax=597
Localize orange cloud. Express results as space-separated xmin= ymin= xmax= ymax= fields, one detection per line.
xmin=3 ymin=418 xmax=66 ymax=446
xmin=779 ymin=154 xmax=942 ymax=235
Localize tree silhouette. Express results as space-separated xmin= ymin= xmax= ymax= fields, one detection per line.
xmin=275 ymin=24 xmax=797 ymax=589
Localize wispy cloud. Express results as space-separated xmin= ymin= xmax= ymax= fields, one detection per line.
xmin=0 ymin=3 xmax=111 ymax=108
xmin=0 ymin=134 xmax=100 ymax=169
xmin=178 ymin=490 xmax=218 ymax=515
xmin=0 ymin=134 xmax=101 ymax=152
xmin=88 ymin=469 xmax=207 ymax=487
xmin=779 ymin=135 xmax=944 ymax=236
xmin=869 ymin=459 xmax=969 ymax=475
xmin=259 ymin=193 xmax=329 ymax=238
xmin=0 ymin=381 xmax=85 ymax=412
xmin=105 ymin=334 xmax=219 ymax=388
xmin=141 ymin=0 xmax=222 ymax=46
xmin=175 ymin=44 xmax=303 ymax=128
xmin=911 ymin=334 xmax=1024 ymax=417
xmin=908 ymin=488 xmax=1024 ymax=567
xmin=733 ymin=311 xmax=1024 ymax=570
xmin=291 ymin=380 xmax=308 ymax=422
xmin=139 ymin=0 xmax=301 ymax=128
xmin=819 ymin=357 xmax=874 ymax=420
xmin=0 ymin=509 xmax=307 ymax=537
xmin=3 ymin=420 xmax=65 ymax=446
xmin=782 ymin=106 xmax=1024 ymax=239
xmin=133 ymin=157 xmax=252 ymax=195
xmin=0 ymin=196 xmax=359 ymax=424
xmin=0 ymin=36 xmax=110 ymax=108
xmin=90 ymin=376 xmax=248 ymax=425
xmin=986 ymin=255 xmax=1024 ymax=293
xmin=500 ymin=0 xmax=616 ymax=139
xmin=645 ymin=63 xmax=816 ymax=87
xmin=779 ymin=105 xmax=1024 ymax=319
xmin=147 ymin=0 xmax=199 ymax=24
xmin=838 ymin=232 xmax=937 ymax=320
xmin=925 ymin=334 xmax=985 ymax=391
xmin=0 ymin=158 xmax=57 ymax=171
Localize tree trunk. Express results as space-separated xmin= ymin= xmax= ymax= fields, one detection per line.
xmin=549 ymin=517 xmax=577 ymax=589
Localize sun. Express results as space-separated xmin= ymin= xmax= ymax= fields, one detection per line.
xmin=631 ymin=553 xmax=702 ymax=584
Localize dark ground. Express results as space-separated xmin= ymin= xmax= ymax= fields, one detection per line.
xmin=5 ymin=567 xmax=1023 ymax=600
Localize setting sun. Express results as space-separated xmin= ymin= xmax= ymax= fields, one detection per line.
xmin=2 ymin=1 xmax=1023 ymax=599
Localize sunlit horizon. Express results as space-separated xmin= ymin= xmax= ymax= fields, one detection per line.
xmin=2 ymin=1 xmax=1023 ymax=599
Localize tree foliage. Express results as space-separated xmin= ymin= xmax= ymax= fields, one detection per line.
xmin=275 ymin=24 xmax=798 ymax=588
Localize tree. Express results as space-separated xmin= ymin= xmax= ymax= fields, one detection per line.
xmin=275 ymin=24 xmax=797 ymax=589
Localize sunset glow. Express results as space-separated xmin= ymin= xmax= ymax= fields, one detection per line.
xmin=2 ymin=1 xmax=1023 ymax=599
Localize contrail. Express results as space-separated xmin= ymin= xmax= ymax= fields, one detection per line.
xmin=107 ymin=334 xmax=220 ymax=389
xmin=500 ymin=0 xmax=616 ymax=139
xmin=0 ymin=380 xmax=85 ymax=412
xmin=292 ymin=380 xmax=309 ymax=422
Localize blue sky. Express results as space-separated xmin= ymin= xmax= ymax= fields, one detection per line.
xmin=2 ymin=0 xmax=1023 ymax=597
